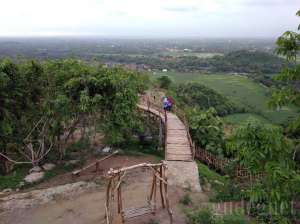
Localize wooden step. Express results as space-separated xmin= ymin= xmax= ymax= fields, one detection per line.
xmin=167 ymin=156 xmax=193 ymax=161
xmin=167 ymin=152 xmax=192 ymax=157
xmin=167 ymin=144 xmax=191 ymax=149
xmin=167 ymin=131 xmax=187 ymax=135
xmin=123 ymin=206 xmax=154 ymax=220
xmin=167 ymin=149 xmax=191 ymax=154
xmin=167 ymin=137 xmax=189 ymax=142
xmin=167 ymin=139 xmax=189 ymax=144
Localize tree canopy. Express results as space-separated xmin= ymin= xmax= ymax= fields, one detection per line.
xmin=0 ymin=59 xmax=149 ymax=173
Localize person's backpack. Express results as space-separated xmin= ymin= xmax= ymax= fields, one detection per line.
xmin=167 ymin=96 xmax=174 ymax=105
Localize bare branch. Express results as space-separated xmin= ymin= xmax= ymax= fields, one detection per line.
xmin=0 ymin=152 xmax=32 ymax=165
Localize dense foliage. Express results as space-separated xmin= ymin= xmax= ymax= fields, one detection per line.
xmin=270 ymin=11 xmax=300 ymax=133
xmin=187 ymin=108 xmax=225 ymax=155
xmin=186 ymin=208 xmax=250 ymax=224
xmin=170 ymin=82 xmax=244 ymax=116
xmin=227 ymin=120 xmax=300 ymax=223
xmin=157 ymin=75 xmax=172 ymax=89
xmin=0 ymin=58 xmax=148 ymax=173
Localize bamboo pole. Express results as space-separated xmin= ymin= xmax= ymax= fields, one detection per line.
xmin=159 ymin=165 xmax=166 ymax=208
xmin=153 ymin=167 xmax=157 ymax=214
xmin=117 ymin=174 xmax=122 ymax=214
xmin=108 ymin=163 xmax=163 ymax=175
xmin=73 ymin=150 xmax=118 ymax=176
xmin=106 ymin=178 xmax=113 ymax=224
xmin=149 ymin=171 xmax=156 ymax=201
xmin=163 ymin=164 xmax=173 ymax=224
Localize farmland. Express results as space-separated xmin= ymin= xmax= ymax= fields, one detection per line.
xmin=153 ymin=72 xmax=299 ymax=125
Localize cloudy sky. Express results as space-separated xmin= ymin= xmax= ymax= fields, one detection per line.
xmin=0 ymin=0 xmax=299 ymax=37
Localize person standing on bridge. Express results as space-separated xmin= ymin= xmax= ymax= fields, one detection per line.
xmin=167 ymin=96 xmax=174 ymax=111
xmin=163 ymin=96 xmax=169 ymax=111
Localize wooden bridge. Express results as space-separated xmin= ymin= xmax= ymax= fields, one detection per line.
xmin=138 ymin=95 xmax=201 ymax=192
xmin=137 ymin=97 xmax=194 ymax=162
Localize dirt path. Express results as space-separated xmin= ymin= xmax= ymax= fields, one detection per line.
xmin=1 ymin=186 xmax=186 ymax=224
xmin=1 ymin=154 xmax=208 ymax=224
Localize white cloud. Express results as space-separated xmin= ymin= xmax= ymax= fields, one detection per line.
xmin=0 ymin=0 xmax=298 ymax=37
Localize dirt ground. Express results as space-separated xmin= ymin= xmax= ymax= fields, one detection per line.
xmin=34 ymin=154 xmax=161 ymax=190
xmin=0 ymin=154 xmax=208 ymax=224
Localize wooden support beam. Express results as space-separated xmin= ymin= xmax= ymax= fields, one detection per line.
xmin=107 ymin=163 xmax=163 ymax=176
xmin=72 ymin=150 xmax=118 ymax=176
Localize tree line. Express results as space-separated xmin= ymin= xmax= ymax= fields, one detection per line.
xmin=97 ymin=50 xmax=287 ymax=74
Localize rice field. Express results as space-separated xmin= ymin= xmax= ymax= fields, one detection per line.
xmin=153 ymin=72 xmax=299 ymax=125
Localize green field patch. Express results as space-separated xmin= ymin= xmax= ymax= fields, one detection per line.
xmin=223 ymin=113 xmax=271 ymax=126
xmin=158 ymin=51 xmax=224 ymax=58
xmin=153 ymin=72 xmax=298 ymax=125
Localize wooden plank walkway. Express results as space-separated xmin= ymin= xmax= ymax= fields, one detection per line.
xmin=137 ymin=104 xmax=193 ymax=162
xmin=165 ymin=112 xmax=193 ymax=161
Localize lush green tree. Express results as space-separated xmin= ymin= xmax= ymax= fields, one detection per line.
xmin=187 ymin=108 xmax=225 ymax=155
xmin=227 ymin=120 xmax=300 ymax=223
xmin=270 ymin=11 xmax=300 ymax=117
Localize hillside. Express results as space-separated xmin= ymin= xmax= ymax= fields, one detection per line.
xmin=154 ymin=72 xmax=298 ymax=125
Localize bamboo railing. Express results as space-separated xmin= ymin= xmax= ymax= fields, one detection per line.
xmin=194 ymin=146 xmax=264 ymax=179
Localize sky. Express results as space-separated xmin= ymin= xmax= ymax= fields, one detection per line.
xmin=0 ymin=0 xmax=299 ymax=38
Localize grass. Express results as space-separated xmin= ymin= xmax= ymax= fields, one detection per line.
xmin=152 ymin=72 xmax=298 ymax=125
xmin=197 ymin=162 xmax=244 ymax=202
xmin=0 ymin=161 xmax=84 ymax=191
xmin=185 ymin=208 xmax=252 ymax=224
xmin=223 ymin=113 xmax=272 ymax=126
xmin=180 ymin=193 xmax=193 ymax=206
xmin=119 ymin=138 xmax=164 ymax=160
xmin=0 ymin=165 xmax=30 ymax=190
xmin=197 ymin=162 xmax=226 ymax=186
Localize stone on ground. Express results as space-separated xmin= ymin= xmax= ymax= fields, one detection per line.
xmin=29 ymin=166 xmax=42 ymax=173
xmin=66 ymin=160 xmax=80 ymax=166
xmin=24 ymin=172 xmax=45 ymax=183
xmin=102 ymin=146 xmax=111 ymax=153
xmin=42 ymin=163 xmax=56 ymax=171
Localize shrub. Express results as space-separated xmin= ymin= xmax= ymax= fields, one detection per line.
xmin=186 ymin=208 xmax=251 ymax=224
xmin=187 ymin=108 xmax=225 ymax=156
xmin=221 ymin=212 xmax=249 ymax=224
xmin=180 ymin=193 xmax=192 ymax=206
xmin=157 ymin=75 xmax=172 ymax=89
xmin=211 ymin=181 xmax=243 ymax=202
xmin=186 ymin=208 xmax=216 ymax=224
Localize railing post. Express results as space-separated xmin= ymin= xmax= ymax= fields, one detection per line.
xmin=164 ymin=109 xmax=168 ymax=159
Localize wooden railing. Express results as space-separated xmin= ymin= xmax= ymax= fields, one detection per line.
xmin=195 ymin=146 xmax=264 ymax=179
